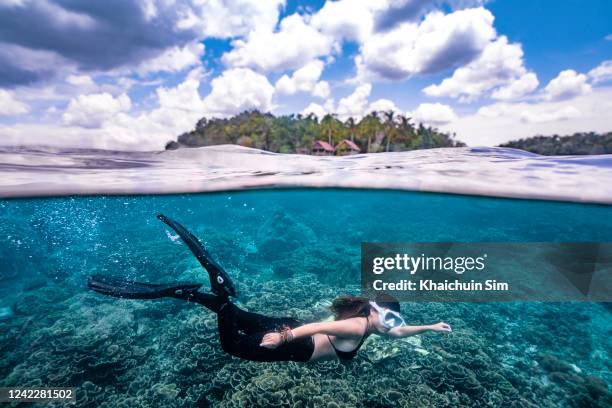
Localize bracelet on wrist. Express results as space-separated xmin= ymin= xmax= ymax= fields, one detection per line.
xmin=279 ymin=327 xmax=294 ymax=343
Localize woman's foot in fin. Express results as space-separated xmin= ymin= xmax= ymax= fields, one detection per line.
xmin=210 ymin=270 xmax=235 ymax=299
xmin=157 ymin=214 xmax=237 ymax=298
xmin=88 ymin=274 xmax=203 ymax=300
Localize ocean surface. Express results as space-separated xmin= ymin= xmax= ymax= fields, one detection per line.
xmin=0 ymin=146 xmax=611 ymax=407
xmin=1 ymin=145 xmax=612 ymax=203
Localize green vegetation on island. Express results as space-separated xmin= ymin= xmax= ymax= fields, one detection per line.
xmin=165 ymin=110 xmax=465 ymax=154
xmin=499 ymin=132 xmax=612 ymax=155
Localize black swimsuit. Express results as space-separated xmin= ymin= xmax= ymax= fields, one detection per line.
xmin=215 ymin=301 xmax=315 ymax=362
xmin=327 ymin=317 xmax=368 ymax=361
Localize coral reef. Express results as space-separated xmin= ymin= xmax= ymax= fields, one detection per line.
xmin=1 ymin=273 xmax=610 ymax=407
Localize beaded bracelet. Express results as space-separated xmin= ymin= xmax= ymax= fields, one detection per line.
xmin=280 ymin=327 xmax=294 ymax=343
xmin=286 ymin=328 xmax=294 ymax=342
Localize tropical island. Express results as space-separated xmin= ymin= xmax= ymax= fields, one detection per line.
xmin=165 ymin=110 xmax=465 ymax=155
xmin=499 ymin=132 xmax=612 ymax=155
xmin=165 ymin=111 xmax=611 ymax=156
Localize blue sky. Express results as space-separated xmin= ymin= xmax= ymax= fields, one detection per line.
xmin=0 ymin=0 xmax=610 ymax=150
xmin=488 ymin=1 xmax=611 ymax=78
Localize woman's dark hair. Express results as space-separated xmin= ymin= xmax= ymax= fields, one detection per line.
xmin=329 ymin=293 xmax=401 ymax=320
xmin=329 ymin=295 xmax=371 ymax=320
xmin=374 ymin=293 xmax=401 ymax=314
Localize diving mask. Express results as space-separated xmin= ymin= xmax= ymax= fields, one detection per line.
xmin=369 ymin=301 xmax=405 ymax=329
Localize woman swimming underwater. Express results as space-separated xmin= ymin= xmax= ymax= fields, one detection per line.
xmin=88 ymin=214 xmax=452 ymax=363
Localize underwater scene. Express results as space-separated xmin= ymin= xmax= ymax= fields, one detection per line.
xmin=1 ymin=189 xmax=611 ymax=407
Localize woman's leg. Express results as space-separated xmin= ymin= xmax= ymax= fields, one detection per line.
xmin=186 ymin=295 xmax=310 ymax=362
xmin=170 ymin=292 xmax=274 ymax=359
xmin=218 ymin=302 xmax=302 ymax=334
xmin=180 ymin=291 xmax=227 ymax=312
xmin=185 ymin=292 xmax=300 ymax=334
xmin=87 ymin=274 xmax=286 ymax=334
xmin=88 ymin=277 xmax=311 ymax=362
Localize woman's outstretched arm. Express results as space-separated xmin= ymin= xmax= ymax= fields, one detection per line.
xmin=260 ymin=318 xmax=364 ymax=349
xmin=387 ymin=322 xmax=452 ymax=338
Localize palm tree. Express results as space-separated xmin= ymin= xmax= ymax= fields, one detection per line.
xmin=195 ymin=117 xmax=208 ymax=133
xmin=260 ymin=117 xmax=272 ymax=151
xmin=398 ymin=115 xmax=416 ymax=149
xmin=320 ymin=114 xmax=335 ymax=145
xmin=320 ymin=113 xmax=345 ymax=146
xmin=358 ymin=112 xmax=381 ymax=153
xmin=383 ymin=110 xmax=396 ymax=152
xmin=345 ymin=117 xmax=357 ymax=142
xmin=418 ymin=123 xmax=429 ymax=149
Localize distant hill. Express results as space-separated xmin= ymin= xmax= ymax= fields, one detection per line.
xmin=165 ymin=110 xmax=465 ymax=154
xmin=499 ymin=132 xmax=612 ymax=155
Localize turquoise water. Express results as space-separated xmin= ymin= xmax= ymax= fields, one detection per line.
xmin=1 ymin=189 xmax=611 ymax=407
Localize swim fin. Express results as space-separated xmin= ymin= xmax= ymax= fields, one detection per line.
xmin=157 ymin=214 xmax=237 ymax=298
xmin=88 ymin=274 xmax=203 ymax=300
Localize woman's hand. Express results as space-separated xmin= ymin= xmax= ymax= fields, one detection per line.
xmin=260 ymin=332 xmax=282 ymax=349
xmin=429 ymin=322 xmax=452 ymax=333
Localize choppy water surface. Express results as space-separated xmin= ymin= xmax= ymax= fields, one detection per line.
xmin=1 ymin=145 xmax=612 ymax=203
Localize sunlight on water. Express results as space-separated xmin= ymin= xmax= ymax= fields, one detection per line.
xmin=1 ymin=145 xmax=612 ymax=203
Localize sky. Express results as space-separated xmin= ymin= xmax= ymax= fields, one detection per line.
xmin=0 ymin=0 xmax=610 ymax=150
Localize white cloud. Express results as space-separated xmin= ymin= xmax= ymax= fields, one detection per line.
xmin=410 ymin=102 xmax=457 ymax=125
xmin=310 ymin=0 xmax=489 ymax=49
xmin=588 ymin=60 xmax=612 ymax=84
xmin=301 ymin=88 xmax=401 ymax=122
xmin=0 ymin=90 xmax=30 ymax=115
xmin=66 ymin=74 xmax=94 ymax=87
xmin=446 ymin=86 xmax=612 ymax=146
xmin=0 ymin=1 xmax=210 ymax=89
xmin=32 ymin=1 xmax=97 ymax=30
xmin=178 ymin=0 xmax=285 ymax=38
xmin=424 ymin=36 xmax=538 ymax=101
xmin=0 ymin=73 xmax=208 ymax=150
xmin=1 ymin=0 xmax=27 ymax=6
xmin=222 ymin=13 xmax=336 ymax=72
xmin=356 ymin=7 xmax=496 ymax=81
xmin=275 ymin=60 xmax=330 ymax=98
xmin=605 ymin=34 xmax=612 ymax=41
xmin=519 ymin=106 xmax=581 ymax=124
xmin=491 ymin=73 xmax=539 ymax=100
xmin=0 ymin=41 xmax=75 ymax=86
xmin=62 ymin=93 xmax=131 ymax=128
xmin=323 ymin=98 xmax=335 ymax=112
xmin=118 ymin=75 xmax=207 ymax=144
xmin=155 ymin=77 xmax=205 ymax=113
xmin=202 ymin=68 xmax=275 ymax=117
xmin=336 ymin=83 xmax=372 ymax=119
xmin=274 ymin=76 xmax=292 ymax=95
xmin=478 ymin=103 xmax=582 ymax=124
xmin=1 ymin=68 xmax=275 ymax=150
xmin=136 ymin=42 xmax=204 ymax=75
xmin=312 ymin=81 xmax=331 ymax=99
xmin=543 ymin=69 xmax=591 ymax=101
xmin=139 ymin=0 xmax=157 ymax=21
xmin=368 ymin=98 xmax=401 ymax=114
xmin=300 ymin=102 xmax=327 ymax=120
xmin=310 ymin=0 xmax=382 ymax=43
